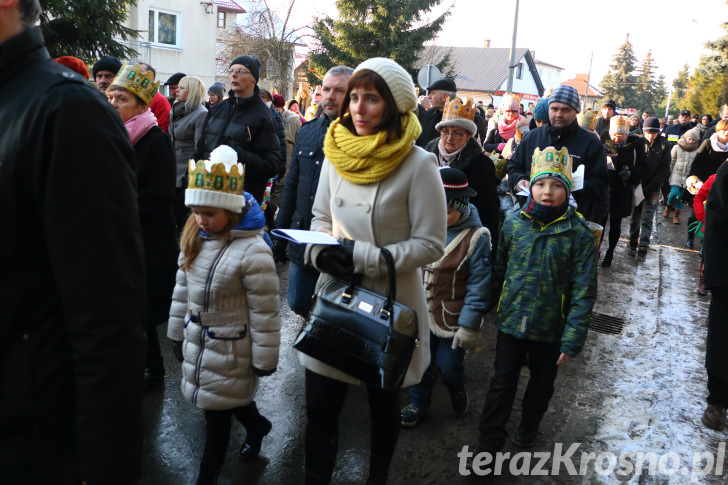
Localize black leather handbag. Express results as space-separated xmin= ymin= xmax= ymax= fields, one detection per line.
xmin=293 ymin=247 xmax=419 ymax=391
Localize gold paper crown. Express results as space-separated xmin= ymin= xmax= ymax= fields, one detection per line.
xmin=578 ymin=111 xmax=597 ymax=130
xmin=610 ymin=115 xmax=629 ymax=135
xmin=442 ymin=96 xmax=476 ymax=122
xmin=530 ymin=147 xmax=573 ymax=186
xmin=110 ymin=62 xmax=160 ymax=106
xmin=501 ymin=93 xmax=522 ymax=111
xmin=187 ymin=160 xmax=245 ymax=196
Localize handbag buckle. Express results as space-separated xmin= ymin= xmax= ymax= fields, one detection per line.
xmin=341 ymin=291 xmax=353 ymax=304
xmin=379 ymin=309 xmax=391 ymax=321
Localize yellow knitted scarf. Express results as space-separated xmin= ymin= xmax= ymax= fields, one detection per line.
xmin=323 ymin=111 xmax=422 ymax=184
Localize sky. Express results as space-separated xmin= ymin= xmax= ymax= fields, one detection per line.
xmin=262 ymin=0 xmax=727 ymax=89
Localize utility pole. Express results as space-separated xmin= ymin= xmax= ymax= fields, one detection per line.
xmin=505 ymin=0 xmax=520 ymax=93
xmin=665 ymin=89 xmax=672 ymax=119
xmin=584 ymin=52 xmax=593 ymax=111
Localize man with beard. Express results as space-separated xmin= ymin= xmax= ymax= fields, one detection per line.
xmin=274 ymin=65 xmax=353 ymax=316
xmin=508 ymin=85 xmax=609 ymax=224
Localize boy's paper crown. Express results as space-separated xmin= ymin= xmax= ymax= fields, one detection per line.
xmin=185 ymin=145 xmax=246 ymax=213
xmin=530 ymin=146 xmax=573 ymax=189
xmin=110 ymin=62 xmax=160 ymax=106
xmin=578 ymin=110 xmax=597 ymax=131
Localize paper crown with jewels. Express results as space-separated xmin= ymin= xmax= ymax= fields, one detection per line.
xmin=530 ymin=146 xmax=573 ymax=188
xmin=110 ymin=62 xmax=160 ymax=106
xmin=609 ymin=115 xmax=630 ymax=135
xmin=578 ymin=110 xmax=597 ymax=131
xmin=435 ymin=96 xmax=478 ymax=136
xmin=185 ymin=146 xmax=246 ymax=213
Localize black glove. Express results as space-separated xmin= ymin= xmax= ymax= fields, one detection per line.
xmin=315 ymin=239 xmax=355 ymax=279
xmin=273 ymin=239 xmax=288 ymax=263
xmin=619 ymin=166 xmax=631 ymax=183
xmin=171 ymin=339 xmax=184 ymax=363
xmin=252 ymin=366 xmax=276 ymax=377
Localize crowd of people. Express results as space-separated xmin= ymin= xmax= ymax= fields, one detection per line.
xmin=2 ymin=0 xmax=728 ymax=483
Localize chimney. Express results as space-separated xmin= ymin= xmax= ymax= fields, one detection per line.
xmin=530 ymin=50 xmax=535 ymax=60
xmin=484 ymin=39 xmax=491 ymax=48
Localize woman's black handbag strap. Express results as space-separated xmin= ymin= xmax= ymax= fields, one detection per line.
xmin=343 ymin=247 xmax=396 ymax=316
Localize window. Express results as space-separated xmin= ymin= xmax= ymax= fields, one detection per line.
xmin=148 ymin=9 xmax=181 ymax=48
xmin=516 ymin=63 xmax=523 ymax=80
xmin=218 ymin=11 xmax=226 ymax=28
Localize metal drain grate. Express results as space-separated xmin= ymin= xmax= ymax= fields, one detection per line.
xmin=590 ymin=312 xmax=626 ymax=335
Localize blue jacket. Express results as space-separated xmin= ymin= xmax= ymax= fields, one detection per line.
xmin=275 ymin=116 xmax=331 ymax=265
xmin=494 ymin=206 xmax=597 ymax=356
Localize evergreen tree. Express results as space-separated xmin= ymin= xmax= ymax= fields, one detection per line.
xmin=599 ymin=34 xmax=638 ymax=109
xmin=39 ymin=0 xmax=139 ymax=64
xmin=633 ymin=50 xmax=659 ymax=114
xmin=682 ymin=22 xmax=728 ymax=115
xmin=307 ymin=0 xmax=451 ymax=82
xmin=665 ymin=64 xmax=691 ymax=118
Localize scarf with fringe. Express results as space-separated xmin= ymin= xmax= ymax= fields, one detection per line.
xmin=497 ymin=114 xmax=522 ymax=141
xmin=711 ymin=133 xmax=728 ymax=153
xmin=323 ymin=111 xmax=421 ymax=184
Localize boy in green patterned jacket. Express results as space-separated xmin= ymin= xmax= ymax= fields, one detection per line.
xmin=476 ymin=146 xmax=597 ymax=454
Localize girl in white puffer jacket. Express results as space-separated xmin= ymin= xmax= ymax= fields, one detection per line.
xmin=167 ymin=146 xmax=280 ymax=485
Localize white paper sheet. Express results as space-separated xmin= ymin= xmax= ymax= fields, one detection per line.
xmin=633 ymin=184 xmax=644 ymax=207
xmin=270 ymin=229 xmax=340 ymax=245
xmin=571 ymin=164 xmax=584 ymax=191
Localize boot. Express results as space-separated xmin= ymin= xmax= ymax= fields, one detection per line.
xmin=698 ymin=263 xmax=708 ymax=296
xmin=196 ymin=459 xmax=222 ymax=485
xmin=673 ymin=208 xmax=681 ymax=224
xmin=702 ymin=404 xmax=726 ymax=430
xmin=601 ymin=249 xmax=614 ymax=268
xmin=239 ymin=407 xmax=272 ymax=461
xmin=663 ymin=205 xmax=672 ymax=218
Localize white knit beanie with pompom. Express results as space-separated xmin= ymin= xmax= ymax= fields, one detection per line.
xmin=354 ymin=58 xmax=417 ymax=114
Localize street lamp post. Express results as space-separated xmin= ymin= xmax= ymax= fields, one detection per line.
xmin=505 ymin=0 xmax=520 ymax=94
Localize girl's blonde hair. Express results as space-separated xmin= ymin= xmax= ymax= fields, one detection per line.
xmin=179 ymin=76 xmax=206 ymax=113
xmin=179 ymin=209 xmax=240 ymax=270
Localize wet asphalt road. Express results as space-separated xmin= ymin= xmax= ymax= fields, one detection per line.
xmin=141 ymin=206 xmax=715 ymax=484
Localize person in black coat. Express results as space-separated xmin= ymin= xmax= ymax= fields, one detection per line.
xmin=508 ymin=86 xmax=609 ymax=226
xmin=107 ymin=64 xmax=178 ymax=389
xmin=599 ymin=118 xmax=647 ymax=267
xmin=274 ymin=65 xmax=353 ymax=316
xmin=627 ymin=117 xmax=671 ymax=259
xmin=0 ymin=11 xmax=146 ymax=484
xmin=416 ymin=78 xmax=457 ymax=148
xmin=196 ymin=56 xmax=284 ymax=204
xmin=701 ymin=159 xmax=728 ymax=430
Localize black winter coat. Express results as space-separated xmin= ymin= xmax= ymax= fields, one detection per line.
xmin=595 ymin=116 xmax=610 ymax=138
xmin=197 ymin=85 xmax=284 ymax=203
xmin=508 ymin=121 xmax=609 ymax=223
xmin=269 ymin=104 xmax=287 ymax=175
xmin=663 ymin=122 xmax=691 ymax=150
xmin=689 ymin=137 xmax=728 ymax=182
xmin=640 ymin=135 xmax=672 ymax=195
xmin=0 ymin=27 xmax=146 ymax=483
xmin=425 ymin=137 xmax=501 ymax=243
xmin=275 ymin=116 xmax=332 ymax=265
xmin=603 ymin=135 xmax=647 ymax=218
xmin=416 ymin=108 xmax=443 ymax=148
xmin=704 ymin=160 xmax=728 ymax=289
xmin=483 ymin=126 xmax=511 ymax=153
xmin=134 ymin=127 xmax=178 ymax=324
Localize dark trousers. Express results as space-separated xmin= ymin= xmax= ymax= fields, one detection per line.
xmin=606 ymin=216 xmax=624 ymax=252
xmin=478 ymin=331 xmax=560 ymax=451
xmin=408 ymin=333 xmax=466 ymax=411
xmin=174 ymin=186 xmax=189 ymax=235
xmin=198 ymin=402 xmax=267 ymax=484
xmin=145 ymin=318 xmax=163 ymax=375
xmin=629 ymin=191 xmax=659 ymax=248
xmin=707 ymin=287 xmax=728 ymax=407
xmin=305 ymin=370 xmax=400 ymax=485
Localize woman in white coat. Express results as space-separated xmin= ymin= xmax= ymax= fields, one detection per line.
xmin=302 ymin=58 xmax=447 ymax=484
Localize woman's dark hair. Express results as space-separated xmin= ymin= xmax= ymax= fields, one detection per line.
xmin=702 ymin=114 xmax=713 ymax=125
xmin=339 ymin=69 xmax=402 ymax=143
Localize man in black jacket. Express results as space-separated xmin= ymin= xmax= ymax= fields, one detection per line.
xmin=0 ymin=1 xmax=147 ymax=483
xmin=274 ymin=65 xmax=353 ymax=316
xmin=416 ymin=78 xmax=457 ymax=148
xmin=197 ymin=55 xmax=284 ymax=204
xmin=508 ymin=85 xmax=609 ymax=224
xmin=627 ymin=117 xmax=671 ymax=260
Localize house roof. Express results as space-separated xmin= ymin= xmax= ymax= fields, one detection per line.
xmin=420 ymin=46 xmax=544 ymax=96
xmin=533 ymin=59 xmax=564 ymax=71
xmin=216 ymin=0 xmax=245 ymax=13
xmin=561 ymin=74 xmax=603 ymax=97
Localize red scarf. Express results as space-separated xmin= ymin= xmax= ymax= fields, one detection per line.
xmin=124 ymin=109 xmax=158 ymax=146
xmin=498 ymin=114 xmax=522 ymax=141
